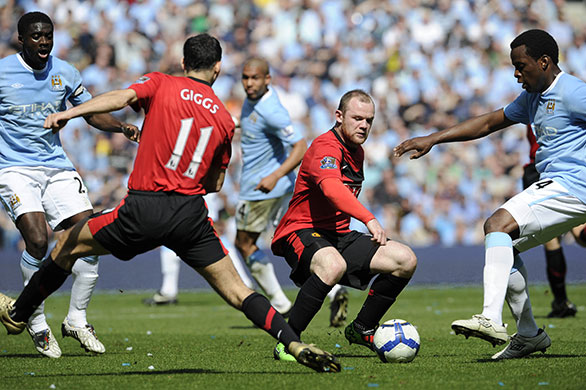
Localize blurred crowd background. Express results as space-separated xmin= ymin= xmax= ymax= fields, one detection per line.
xmin=1 ymin=0 xmax=585 ymax=251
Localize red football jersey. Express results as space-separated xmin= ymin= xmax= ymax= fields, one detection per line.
xmin=527 ymin=124 xmax=539 ymax=164
xmin=272 ymin=129 xmax=364 ymax=253
xmin=127 ymin=72 xmax=235 ymax=195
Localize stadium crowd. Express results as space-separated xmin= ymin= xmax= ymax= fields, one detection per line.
xmin=1 ymin=0 xmax=585 ymax=250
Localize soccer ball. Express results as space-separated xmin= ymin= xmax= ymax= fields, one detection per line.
xmin=373 ymin=319 xmax=420 ymax=363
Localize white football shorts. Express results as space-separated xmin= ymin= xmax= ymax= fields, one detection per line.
xmin=0 ymin=166 xmax=93 ymax=231
xmin=502 ymin=178 xmax=586 ymax=253
xmin=236 ymin=194 xmax=291 ymax=233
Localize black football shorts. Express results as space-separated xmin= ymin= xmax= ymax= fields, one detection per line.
xmin=88 ymin=190 xmax=227 ymax=268
xmin=279 ymin=228 xmax=381 ymax=290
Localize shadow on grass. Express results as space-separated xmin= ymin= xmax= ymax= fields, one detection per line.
xmin=2 ymin=367 xmax=320 ymax=377
xmin=476 ymin=353 xmax=586 ymax=362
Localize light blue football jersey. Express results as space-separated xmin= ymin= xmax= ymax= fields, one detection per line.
xmin=239 ymin=88 xmax=303 ymax=201
xmin=0 ymin=53 xmax=92 ymax=170
xmin=504 ymin=72 xmax=586 ymax=203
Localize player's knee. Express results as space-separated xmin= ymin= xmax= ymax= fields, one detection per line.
xmin=394 ymin=245 xmax=417 ymax=278
xmin=483 ymin=216 xmax=503 ymax=234
xmin=25 ymin=236 xmax=48 ymax=259
xmin=312 ymin=255 xmax=346 ymax=284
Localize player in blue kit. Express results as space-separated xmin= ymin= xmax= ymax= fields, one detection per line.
xmin=394 ymin=29 xmax=586 ymax=360
xmin=234 ymin=58 xmax=305 ymax=316
xmin=0 ymin=12 xmax=138 ymax=357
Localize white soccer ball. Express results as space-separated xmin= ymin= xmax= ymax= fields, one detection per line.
xmin=373 ymin=319 xmax=420 ymax=363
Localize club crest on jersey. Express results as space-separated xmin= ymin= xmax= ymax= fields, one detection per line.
xmin=9 ymin=194 xmax=21 ymax=209
xmin=320 ymin=156 xmax=337 ymax=170
xmin=51 ymin=75 xmax=63 ymax=90
xmin=249 ymin=112 xmax=258 ymax=123
xmin=311 ymin=232 xmax=321 ymax=237
xmin=546 ymin=99 xmax=555 ymax=114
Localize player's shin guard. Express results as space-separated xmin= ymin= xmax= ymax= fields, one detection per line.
xmin=67 ymin=256 xmax=99 ymax=327
xmin=287 ymin=274 xmax=333 ymax=336
xmin=20 ymin=251 xmax=48 ymax=333
xmin=355 ymin=274 xmax=410 ymax=330
xmin=481 ymin=232 xmax=514 ymax=325
xmin=12 ymin=257 xmax=71 ymax=323
xmin=544 ymin=247 xmax=567 ymax=302
xmin=241 ymin=292 xmax=299 ymax=346
xmin=506 ymin=257 xmax=539 ymax=337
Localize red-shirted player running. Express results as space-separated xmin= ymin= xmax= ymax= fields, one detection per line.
xmin=271 ymin=90 xmax=417 ymax=360
xmin=0 ymin=34 xmax=339 ymax=373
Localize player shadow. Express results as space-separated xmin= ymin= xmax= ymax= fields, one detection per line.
xmin=476 ymin=353 xmax=585 ymax=362
xmin=334 ymin=352 xmax=377 ymax=358
xmin=229 ymin=325 xmax=258 ymax=330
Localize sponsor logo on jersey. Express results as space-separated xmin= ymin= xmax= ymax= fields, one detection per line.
xmin=546 ymin=99 xmax=555 ymax=114
xmin=51 ymin=75 xmax=63 ymax=90
xmin=320 ymin=156 xmax=337 ymax=169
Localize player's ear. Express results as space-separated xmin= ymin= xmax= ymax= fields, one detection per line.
xmin=335 ymin=109 xmax=343 ymax=124
xmin=181 ymin=58 xmax=185 ymax=72
xmin=540 ymin=55 xmax=549 ymax=71
xmin=213 ymin=60 xmax=222 ymax=74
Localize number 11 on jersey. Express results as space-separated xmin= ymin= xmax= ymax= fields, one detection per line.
xmin=165 ymin=118 xmax=213 ymax=179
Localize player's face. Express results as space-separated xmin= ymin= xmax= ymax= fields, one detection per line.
xmin=336 ymin=98 xmax=375 ymax=147
xmin=241 ymin=65 xmax=270 ymax=100
xmin=510 ymin=45 xmax=549 ymax=93
xmin=19 ymin=22 xmax=53 ymax=70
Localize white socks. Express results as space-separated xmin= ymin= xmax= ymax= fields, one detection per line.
xmin=506 ymin=257 xmax=539 ymax=337
xmin=67 ymin=256 xmax=99 ymax=327
xmin=249 ymin=261 xmax=292 ymax=314
xmin=21 ymin=251 xmax=99 ymax=330
xmin=160 ymin=247 xmax=180 ymax=298
xmin=481 ymin=232 xmax=514 ymax=325
xmin=20 ymin=250 xmax=48 ymax=333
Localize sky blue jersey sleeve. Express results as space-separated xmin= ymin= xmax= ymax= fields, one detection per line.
xmin=67 ymin=66 xmax=93 ymax=106
xmin=568 ymin=81 xmax=586 ymax=122
xmin=503 ymin=91 xmax=530 ymax=124
xmin=262 ymin=105 xmax=303 ymax=145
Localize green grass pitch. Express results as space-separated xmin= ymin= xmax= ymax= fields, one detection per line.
xmin=1 ymin=285 xmax=585 ymax=389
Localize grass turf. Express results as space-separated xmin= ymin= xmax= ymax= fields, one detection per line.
xmin=1 ymin=284 xmax=585 ymax=389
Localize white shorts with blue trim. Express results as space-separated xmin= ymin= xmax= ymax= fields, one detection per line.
xmin=502 ymin=178 xmax=586 ymax=253
xmin=0 ymin=166 xmax=92 ymax=231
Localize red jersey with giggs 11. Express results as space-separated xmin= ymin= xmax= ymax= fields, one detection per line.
xmin=128 ymin=72 xmax=235 ymax=195
xmin=272 ymin=129 xmax=364 ymax=253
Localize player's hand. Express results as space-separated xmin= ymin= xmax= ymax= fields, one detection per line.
xmin=393 ymin=135 xmax=435 ymax=159
xmin=121 ymin=123 xmax=141 ymax=143
xmin=44 ymin=112 xmax=71 ymax=133
xmin=255 ymin=173 xmax=278 ymax=193
xmin=366 ymin=218 xmax=387 ymax=246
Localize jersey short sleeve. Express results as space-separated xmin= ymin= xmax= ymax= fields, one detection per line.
xmin=504 ymin=92 xmax=530 ymax=124
xmin=305 ymin=138 xmax=343 ymax=187
xmin=567 ymin=81 xmax=586 ymax=122
xmin=67 ymin=66 xmax=93 ymax=106
xmin=128 ymin=72 xmax=164 ymax=112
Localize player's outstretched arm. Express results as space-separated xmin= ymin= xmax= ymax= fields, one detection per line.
xmin=44 ymin=89 xmax=138 ymax=132
xmin=255 ymin=138 xmax=307 ymax=193
xmin=394 ymin=109 xmax=515 ymax=159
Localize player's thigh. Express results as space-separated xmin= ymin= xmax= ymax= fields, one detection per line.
xmin=0 ymin=167 xmax=45 ymax=224
xmin=197 ymin=255 xmax=254 ymax=308
xmin=503 ymin=179 xmax=586 ymax=253
xmin=369 ymin=240 xmax=417 ymax=278
xmin=42 ymin=169 xmax=92 ymax=230
xmin=235 ymin=196 xmax=286 ymax=233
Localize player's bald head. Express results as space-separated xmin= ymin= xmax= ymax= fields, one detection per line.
xmin=243 ymin=57 xmax=270 ymax=76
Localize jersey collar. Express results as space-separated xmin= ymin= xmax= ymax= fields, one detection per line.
xmin=246 ymin=87 xmax=273 ymax=104
xmin=330 ymin=128 xmax=358 ymax=151
xmin=17 ymin=52 xmax=49 ymax=73
xmin=187 ymin=76 xmax=211 ymax=86
xmin=542 ymin=71 xmax=564 ymax=95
